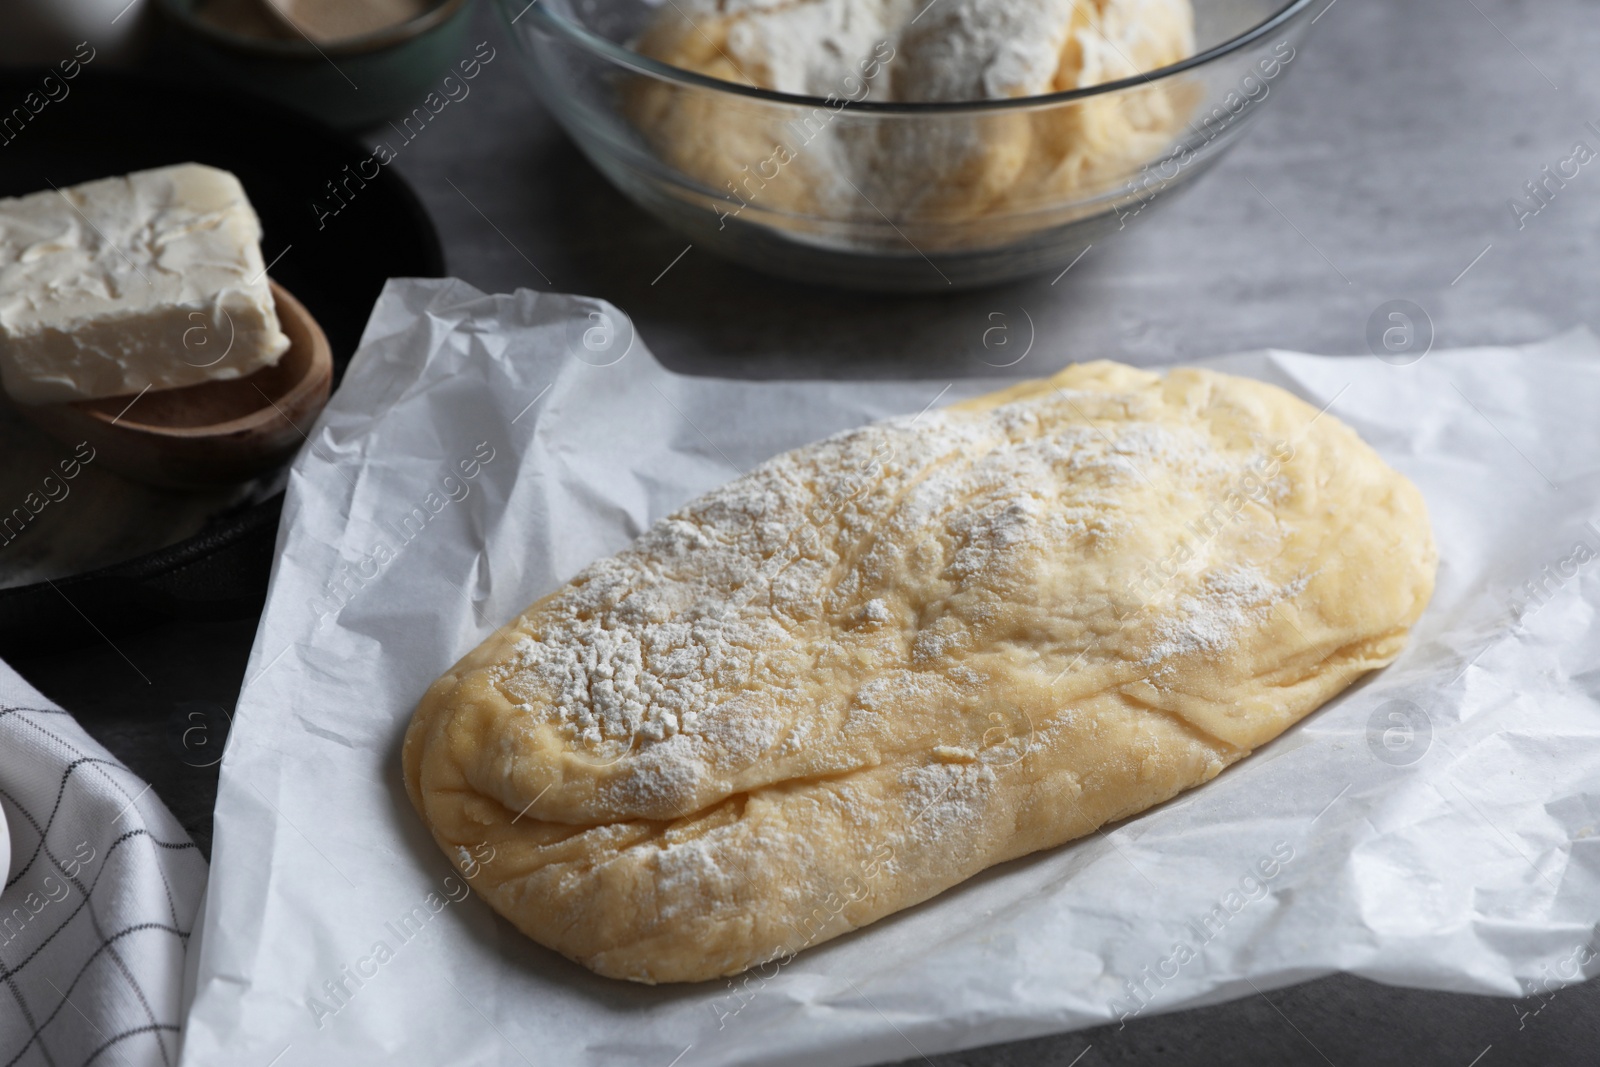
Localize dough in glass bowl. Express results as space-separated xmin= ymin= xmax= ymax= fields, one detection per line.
xmin=627 ymin=0 xmax=1197 ymax=246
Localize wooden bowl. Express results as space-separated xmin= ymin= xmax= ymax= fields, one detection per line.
xmin=17 ymin=279 xmax=333 ymax=491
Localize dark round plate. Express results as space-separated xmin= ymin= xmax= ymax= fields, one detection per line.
xmin=0 ymin=68 xmax=444 ymax=657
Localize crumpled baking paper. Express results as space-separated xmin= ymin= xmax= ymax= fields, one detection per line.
xmin=179 ymin=278 xmax=1600 ymax=1067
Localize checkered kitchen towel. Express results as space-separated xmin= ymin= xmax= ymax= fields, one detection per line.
xmin=0 ymin=659 xmax=206 ymax=1067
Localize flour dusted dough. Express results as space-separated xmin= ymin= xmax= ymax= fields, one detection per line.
xmin=403 ymin=362 xmax=1436 ymax=984
xmin=629 ymin=0 xmax=1196 ymax=238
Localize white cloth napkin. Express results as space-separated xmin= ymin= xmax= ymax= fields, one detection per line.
xmin=0 ymin=660 xmax=206 ymax=1067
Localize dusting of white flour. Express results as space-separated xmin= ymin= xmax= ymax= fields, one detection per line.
xmin=1143 ymin=566 xmax=1310 ymax=673
xmin=671 ymin=0 xmax=1191 ymax=102
xmin=488 ymin=387 xmax=1304 ymax=823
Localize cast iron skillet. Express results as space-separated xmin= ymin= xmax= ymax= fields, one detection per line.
xmin=0 ymin=68 xmax=444 ymax=656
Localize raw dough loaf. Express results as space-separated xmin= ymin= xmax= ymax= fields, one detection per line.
xmin=403 ymin=362 xmax=1436 ymax=984
xmin=628 ymin=0 xmax=1196 ymax=243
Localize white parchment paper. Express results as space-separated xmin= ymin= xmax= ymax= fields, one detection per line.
xmin=180 ymin=278 xmax=1600 ymax=1067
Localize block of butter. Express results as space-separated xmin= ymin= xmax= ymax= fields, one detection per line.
xmin=0 ymin=163 xmax=291 ymax=405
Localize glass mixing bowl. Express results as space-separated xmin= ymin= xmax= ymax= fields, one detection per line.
xmin=498 ymin=0 xmax=1320 ymax=291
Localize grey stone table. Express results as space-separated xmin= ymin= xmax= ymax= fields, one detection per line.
xmin=14 ymin=0 xmax=1600 ymax=1062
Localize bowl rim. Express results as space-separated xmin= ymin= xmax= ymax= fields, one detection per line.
xmin=505 ymin=0 xmax=1318 ymax=115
